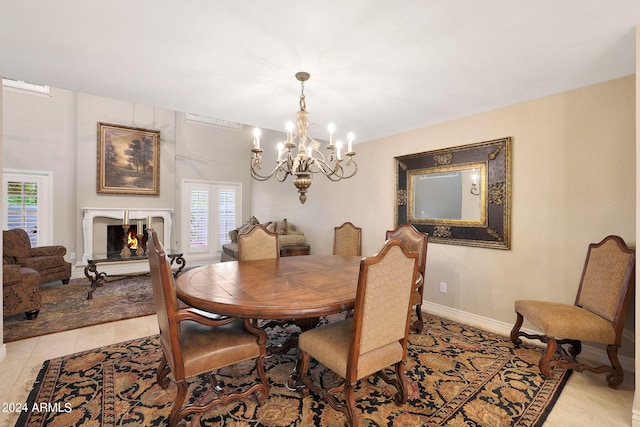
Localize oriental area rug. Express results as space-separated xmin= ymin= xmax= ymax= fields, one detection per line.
xmin=17 ymin=315 xmax=570 ymax=427
xmin=3 ymin=275 xmax=156 ymax=342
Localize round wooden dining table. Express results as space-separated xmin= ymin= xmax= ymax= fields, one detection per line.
xmin=175 ymin=254 xmax=362 ymax=320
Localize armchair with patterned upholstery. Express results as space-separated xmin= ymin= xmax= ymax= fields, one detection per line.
xmin=297 ymin=239 xmax=419 ymax=427
xmin=3 ymin=264 xmax=42 ymax=319
xmin=222 ymin=217 xmax=306 ymax=261
xmin=385 ymin=224 xmax=428 ymax=332
xmin=510 ymin=235 xmax=635 ymax=388
xmin=333 ymin=221 xmax=362 ymax=256
xmin=237 ymin=225 xmax=280 ymax=261
xmin=3 ymin=228 xmax=71 ymax=285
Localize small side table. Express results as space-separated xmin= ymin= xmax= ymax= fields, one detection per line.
xmin=84 ymin=251 xmax=186 ymax=299
xmin=280 ymin=243 xmax=311 ymax=257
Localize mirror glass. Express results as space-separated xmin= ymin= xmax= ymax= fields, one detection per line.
xmin=408 ymin=163 xmax=486 ymax=224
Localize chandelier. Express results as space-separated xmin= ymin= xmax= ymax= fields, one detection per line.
xmin=250 ymin=72 xmax=357 ymax=204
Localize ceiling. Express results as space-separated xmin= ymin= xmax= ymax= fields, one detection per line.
xmin=0 ymin=1 xmax=639 ymax=143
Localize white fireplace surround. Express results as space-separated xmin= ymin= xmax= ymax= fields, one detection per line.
xmin=81 ymin=207 xmax=173 ymax=264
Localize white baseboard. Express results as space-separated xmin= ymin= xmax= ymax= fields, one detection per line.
xmin=423 ymin=301 xmax=635 ymax=375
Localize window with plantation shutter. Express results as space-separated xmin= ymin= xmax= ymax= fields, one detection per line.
xmin=189 ymin=187 xmax=209 ymax=249
xmin=3 ymin=170 xmax=53 ymax=246
xmin=219 ymin=190 xmax=236 ymax=248
xmin=182 ymin=180 xmax=241 ymax=260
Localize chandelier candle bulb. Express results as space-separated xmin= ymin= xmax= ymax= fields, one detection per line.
xmin=286 ymin=121 xmax=294 ymax=144
xmin=277 ymin=142 xmax=284 ymax=161
xmin=123 ymin=210 xmax=129 ymax=225
xmin=253 ymin=128 xmax=261 ymax=149
xmin=147 ymin=216 xmax=153 ymax=229
xmin=328 ymin=123 xmax=336 ymax=146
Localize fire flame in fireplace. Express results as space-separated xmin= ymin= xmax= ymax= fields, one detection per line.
xmin=127 ymin=229 xmax=139 ymax=249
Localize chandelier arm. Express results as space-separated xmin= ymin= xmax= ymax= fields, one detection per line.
xmin=339 ymin=161 xmax=358 ymax=179
xmin=312 ymin=159 xmax=338 ymax=177
xmin=250 ymin=158 xmax=293 ymax=181
xmin=250 ymin=166 xmax=278 ymax=181
xmin=318 ymin=157 xmax=358 ymax=181
xmin=313 ymin=156 xmax=345 ymax=178
xmin=274 ymin=168 xmax=291 ymax=182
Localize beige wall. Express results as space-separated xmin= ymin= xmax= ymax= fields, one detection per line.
xmin=633 ymin=25 xmax=640 ymax=427
xmin=253 ymin=76 xmax=636 ymax=334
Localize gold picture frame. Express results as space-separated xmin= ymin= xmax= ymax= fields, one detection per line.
xmin=97 ymin=122 xmax=160 ymax=195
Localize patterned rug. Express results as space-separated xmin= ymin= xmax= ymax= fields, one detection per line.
xmin=18 ymin=315 xmax=570 ymax=426
xmin=3 ymin=275 xmax=155 ymax=342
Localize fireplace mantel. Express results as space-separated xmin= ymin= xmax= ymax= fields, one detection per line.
xmin=81 ymin=207 xmax=173 ymax=264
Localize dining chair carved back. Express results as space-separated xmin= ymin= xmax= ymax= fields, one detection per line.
xmin=297 ymin=238 xmax=419 ymax=426
xmin=385 ymin=223 xmax=428 ymax=331
xmin=333 ymin=221 xmax=362 ymax=256
xmin=237 ymin=224 xmax=280 ymax=261
xmin=147 ymin=229 xmax=270 ymax=426
xmin=510 ymin=235 xmax=635 ymax=388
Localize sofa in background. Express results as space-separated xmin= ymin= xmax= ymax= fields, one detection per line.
xmin=3 ymin=264 xmax=42 ymax=319
xmin=221 ymin=217 xmax=308 ymax=262
xmin=3 ymin=228 xmax=72 ymax=285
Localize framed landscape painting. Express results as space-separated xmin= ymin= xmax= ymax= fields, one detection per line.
xmin=97 ymin=122 xmax=160 ymax=195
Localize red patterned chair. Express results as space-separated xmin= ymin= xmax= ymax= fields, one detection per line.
xmin=3 ymin=228 xmax=71 ymax=285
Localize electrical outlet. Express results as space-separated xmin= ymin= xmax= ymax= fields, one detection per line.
xmin=439 ymin=282 xmax=447 ymax=293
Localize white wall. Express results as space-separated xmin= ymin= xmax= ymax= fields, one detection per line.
xmin=3 ymin=87 xmax=78 ymax=262
xmin=174 ymin=112 xmax=255 ymax=241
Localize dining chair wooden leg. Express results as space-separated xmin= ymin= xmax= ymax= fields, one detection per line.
xmin=606 ymin=344 xmax=624 ymax=388
xmin=343 ymin=383 xmax=358 ymax=427
xmin=394 ymin=361 xmax=408 ymax=405
xmin=509 ymin=312 xmax=525 ymax=346
xmin=296 ymin=351 xmax=311 ymax=396
xmin=539 ymin=337 xmax=557 ymax=379
xmin=170 ymin=380 xmax=189 ymax=427
xmin=156 ymin=354 xmax=171 ymax=389
xmin=376 ymin=362 xmax=408 ymax=406
xmin=242 ymin=319 xmax=270 ymax=403
xmin=413 ymin=304 xmax=424 ymax=332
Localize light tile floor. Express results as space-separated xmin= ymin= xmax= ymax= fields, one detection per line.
xmin=0 ymin=316 xmax=634 ymax=427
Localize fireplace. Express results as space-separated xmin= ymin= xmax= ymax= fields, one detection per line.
xmin=106 ymin=224 xmax=149 ymax=256
xmin=81 ymin=207 xmax=173 ymax=264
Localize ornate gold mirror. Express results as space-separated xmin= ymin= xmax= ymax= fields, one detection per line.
xmin=395 ymin=137 xmax=511 ymax=249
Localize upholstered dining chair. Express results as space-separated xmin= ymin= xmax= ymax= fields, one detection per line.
xmin=333 ymin=221 xmax=362 ymax=256
xmin=147 ymin=229 xmax=270 ymax=427
xmin=297 ymin=239 xmax=419 ymax=427
xmin=385 ymin=223 xmax=428 ymax=332
xmin=237 ymin=224 xmax=280 ymax=261
xmin=510 ymin=235 xmax=635 ymax=388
